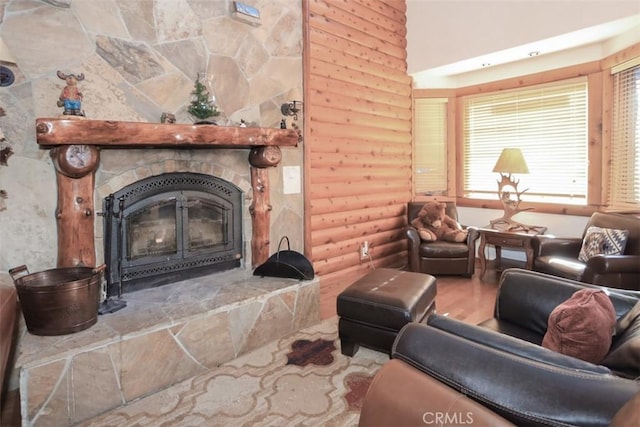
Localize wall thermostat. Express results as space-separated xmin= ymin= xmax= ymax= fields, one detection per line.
xmin=232 ymin=1 xmax=261 ymax=26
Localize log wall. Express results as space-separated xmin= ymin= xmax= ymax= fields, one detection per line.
xmin=304 ymin=0 xmax=413 ymax=313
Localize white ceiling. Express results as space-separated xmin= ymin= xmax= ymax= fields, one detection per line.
xmin=406 ymin=1 xmax=640 ymax=88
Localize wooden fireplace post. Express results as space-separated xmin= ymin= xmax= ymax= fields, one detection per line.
xmin=249 ymin=146 xmax=282 ymax=267
xmin=50 ymin=145 xmax=100 ymax=267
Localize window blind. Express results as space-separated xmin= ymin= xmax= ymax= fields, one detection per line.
xmin=462 ymin=79 xmax=588 ymax=204
xmin=609 ymin=63 xmax=640 ymax=211
xmin=414 ymin=98 xmax=447 ymax=196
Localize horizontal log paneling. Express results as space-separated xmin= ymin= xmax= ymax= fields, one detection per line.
xmin=309 ymin=4 xmax=406 ymax=60
xmin=321 ymin=0 xmax=406 ymax=36
xmin=309 ymin=27 xmax=403 ymax=71
xmin=311 ymin=105 xmax=411 ymax=132
xmin=310 ymin=88 xmax=411 ymax=121
xmin=311 ymin=205 xmax=406 ymax=231
xmin=310 ymin=58 xmax=411 ymax=97
xmin=310 ymin=181 xmax=410 ymax=200
xmin=310 ymin=166 xmax=411 ymax=184
xmin=310 ymin=152 xmax=409 ymax=168
xmin=309 ymin=46 xmax=408 ymax=87
xmin=310 ymin=0 xmax=406 ymax=47
xmin=311 ymin=217 xmax=406 ymax=247
xmin=349 ymin=0 xmax=406 ymax=18
xmin=314 ymin=240 xmax=407 ymax=276
xmin=310 ymin=191 xmax=411 ymax=216
xmin=308 ymin=123 xmax=410 ymax=143
xmin=313 ymin=233 xmax=405 ymax=266
xmin=306 ymin=0 xmax=411 ymax=286
xmin=310 ymin=136 xmax=412 ymax=155
xmin=308 ymin=15 xmax=406 ymax=60
xmin=311 ymin=74 xmax=411 ymax=109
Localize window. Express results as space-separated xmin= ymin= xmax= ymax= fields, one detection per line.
xmin=462 ymin=79 xmax=588 ymax=205
xmin=609 ymin=60 xmax=640 ymax=210
xmin=413 ymin=98 xmax=447 ymax=196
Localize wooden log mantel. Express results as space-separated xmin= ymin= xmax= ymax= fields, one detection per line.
xmin=35 ymin=117 xmax=298 ymax=270
xmin=35 ymin=118 xmax=299 ymax=147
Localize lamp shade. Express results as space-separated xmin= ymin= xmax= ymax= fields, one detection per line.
xmin=492 ymin=148 xmax=529 ymax=174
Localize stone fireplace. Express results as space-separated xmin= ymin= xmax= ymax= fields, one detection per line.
xmin=34 ymin=117 xmax=299 ymax=275
xmin=13 ymin=121 xmax=316 ymax=427
xmin=103 ymin=172 xmax=243 ymax=296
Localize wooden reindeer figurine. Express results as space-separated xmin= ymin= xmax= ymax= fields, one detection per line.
xmin=490 ymin=174 xmax=541 ymax=232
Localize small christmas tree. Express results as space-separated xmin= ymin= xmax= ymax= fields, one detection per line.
xmin=187 ymin=75 xmax=220 ymax=122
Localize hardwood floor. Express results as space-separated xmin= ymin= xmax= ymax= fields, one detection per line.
xmin=320 ymin=265 xmax=501 ymax=325
xmin=434 ymin=271 xmax=500 ymax=324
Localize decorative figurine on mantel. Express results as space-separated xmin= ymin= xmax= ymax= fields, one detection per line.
xmin=56 ymin=70 xmax=85 ymax=117
xmin=160 ymin=112 xmax=176 ymax=124
xmin=187 ymin=74 xmax=220 ymax=124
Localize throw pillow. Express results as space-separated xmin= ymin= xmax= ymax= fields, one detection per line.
xmin=542 ymin=289 xmax=616 ymax=364
xmin=578 ymin=226 xmax=629 ymax=263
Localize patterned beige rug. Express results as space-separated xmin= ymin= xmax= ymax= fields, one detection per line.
xmin=79 ymin=317 xmax=389 ymax=427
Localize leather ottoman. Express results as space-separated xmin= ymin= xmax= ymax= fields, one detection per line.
xmin=337 ymin=268 xmax=436 ymax=356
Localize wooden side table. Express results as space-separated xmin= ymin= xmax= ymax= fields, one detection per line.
xmin=478 ymin=226 xmax=547 ymax=279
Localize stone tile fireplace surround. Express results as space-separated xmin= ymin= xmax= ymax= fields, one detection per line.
xmin=5 ymin=119 xmax=317 ymax=426
xmin=13 ymin=271 xmax=319 ymax=426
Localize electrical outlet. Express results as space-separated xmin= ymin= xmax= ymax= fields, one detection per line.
xmin=360 ymin=241 xmax=369 ymax=260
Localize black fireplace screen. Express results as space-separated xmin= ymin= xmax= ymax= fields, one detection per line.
xmin=103 ymin=173 xmax=243 ymax=296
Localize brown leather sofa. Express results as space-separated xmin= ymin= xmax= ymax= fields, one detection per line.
xmin=532 ymin=212 xmax=640 ymax=290
xmin=359 ymin=269 xmax=640 ymax=426
xmin=360 ymin=358 xmax=640 ymax=427
xmin=0 ymin=284 xmax=18 ymax=407
xmin=359 ymin=359 xmax=517 ymax=427
xmin=406 ymin=202 xmax=480 ymax=277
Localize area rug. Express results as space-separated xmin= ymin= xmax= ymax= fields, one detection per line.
xmin=79 ymin=317 xmax=389 ymax=427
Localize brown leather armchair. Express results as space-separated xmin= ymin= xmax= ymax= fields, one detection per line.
xmin=532 ymin=212 xmax=640 ymax=290
xmin=406 ymin=202 xmax=479 ymax=277
xmin=360 ymin=269 xmax=640 ymax=427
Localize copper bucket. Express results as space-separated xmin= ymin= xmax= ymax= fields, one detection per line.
xmin=9 ymin=264 xmax=106 ymax=336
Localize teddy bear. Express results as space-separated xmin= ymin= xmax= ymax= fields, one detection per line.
xmin=411 ymin=201 xmax=468 ymax=242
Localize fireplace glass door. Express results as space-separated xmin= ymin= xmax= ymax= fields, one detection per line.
xmin=186 ymin=196 xmax=227 ymax=252
xmin=126 ymin=192 xmax=230 ymax=265
xmin=104 ymin=173 xmax=242 ymax=295
xmin=129 ymin=199 xmax=178 ymax=260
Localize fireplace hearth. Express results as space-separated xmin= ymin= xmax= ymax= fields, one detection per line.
xmin=103 ymin=172 xmax=243 ymax=296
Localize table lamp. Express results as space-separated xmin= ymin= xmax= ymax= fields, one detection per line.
xmin=490 ymin=148 xmax=536 ymax=231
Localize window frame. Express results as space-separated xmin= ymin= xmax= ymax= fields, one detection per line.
xmin=460 ymin=77 xmax=590 ymax=206
xmin=411 ymin=90 xmax=457 ymax=201
xmin=413 ymin=45 xmax=640 ymax=216
xmin=602 ymin=57 xmax=640 ymax=212
xmin=456 ymin=65 xmax=604 ymax=216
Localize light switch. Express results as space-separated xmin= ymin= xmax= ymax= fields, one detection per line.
xmin=283 ymin=166 xmax=301 ymax=194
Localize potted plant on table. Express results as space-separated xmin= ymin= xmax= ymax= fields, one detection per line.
xmin=187 ymin=74 xmax=220 ymax=124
